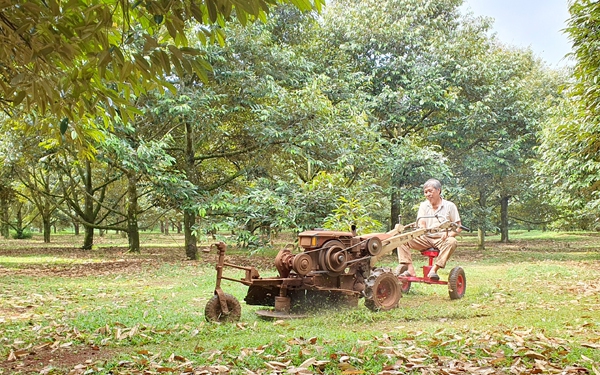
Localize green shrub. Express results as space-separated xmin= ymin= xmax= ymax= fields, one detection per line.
xmin=12 ymin=230 xmax=33 ymax=239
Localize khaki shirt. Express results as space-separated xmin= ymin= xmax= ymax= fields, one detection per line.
xmin=416 ymin=199 xmax=460 ymax=238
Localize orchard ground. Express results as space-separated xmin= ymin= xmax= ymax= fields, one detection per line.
xmin=0 ymin=230 xmax=598 ymax=374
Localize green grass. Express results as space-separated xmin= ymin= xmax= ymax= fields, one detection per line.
xmin=0 ymin=231 xmax=598 ymax=374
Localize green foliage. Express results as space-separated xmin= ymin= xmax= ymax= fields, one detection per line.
xmin=11 ymin=230 xmax=33 ymax=239
xmin=235 ymin=229 xmax=264 ymax=249
xmin=226 ymin=170 xmax=388 ymax=242
xmin=535 ymin=1 xmax=600 ymax=229
xmin=1 ymin=0 xmax=325 ymax=145
xmin=1 ymin=0 xmax=589 ymax=251
xmin=385 ymin=138 xmax=454 ymax=218
xmin=539 ymin=0 xmax=600 ymax=228
xmin=311 ymin=0 xmax=562 ymax=239
xmin=323 ymin=196 xmax=383 ymax=233
xmin=101 ymin=130 xmax=199 ymax=210
xmin=567 ymin=0 xmax=600 ymax=125
xmin=536 ymin=92 xmax=600 ymax=230
xmin=437 ymin=44 xmax=561 ymax=235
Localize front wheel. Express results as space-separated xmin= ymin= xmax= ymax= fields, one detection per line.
xmin=448 ymin=267 xmax=466 ymax=300
xmin=205 ymin=293 xmax=242 ymax=322
xmin=364 ymin=268 xmax=401 ymax=311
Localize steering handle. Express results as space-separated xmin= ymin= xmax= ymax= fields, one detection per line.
xmin=416 ymin=216 xmax=470 ymax=232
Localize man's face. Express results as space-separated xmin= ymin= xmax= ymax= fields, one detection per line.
xmin=424 ymin=186 xmax=441 ymax=203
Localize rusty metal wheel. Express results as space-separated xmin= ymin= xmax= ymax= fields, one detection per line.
xmin=293 ymin=253 xmax=314 ymax=276
xmin=364 ymin=268 xmax=401 ymax=311
xmin=205 ymin=294 xmax=242 ymax=322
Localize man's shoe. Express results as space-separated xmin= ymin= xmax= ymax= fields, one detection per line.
xmin=428 ymin=272 xmax=440 ymax=281
xmin=395 ymin=264 xmax=411 ymax=276
xmin=394 ymin=265 xmax=403 ymax=275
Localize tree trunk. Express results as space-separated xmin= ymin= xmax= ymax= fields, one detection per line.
xmin=82 ymin=226 xmax=94 ymax=249
xmin=184 ymin=211 xmax=197 ymax=260
xmin=43 ymin=216 xmax=51 ymax=243
xmin=127 ymin=173 xmax=140 ymax=253
xmin=0 ymin=196 xmax=9 ymax=238
xmin=477 ymin=228 xmax=485 ymax=250
xmin=390 ymin=190 xmax=401 ymax=228
xmin=82 ymin=160 xmax=94 ymax=250
xmin=477 ymin=190 xmax=487 ymax=250
xmin=183 ymin=121 xmax=198 ymax=260
xmin=15 ymin=205 xmax=24 ymax=238
xmin=500 ymin=195 xmax=510 ymax=243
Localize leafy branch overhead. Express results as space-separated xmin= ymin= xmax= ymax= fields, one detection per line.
xmin=0 ymin=0 xmax=325 ymax=137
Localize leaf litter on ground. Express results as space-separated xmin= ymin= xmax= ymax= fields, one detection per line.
xmin=1 ymin=240 xmax=599 ymax=374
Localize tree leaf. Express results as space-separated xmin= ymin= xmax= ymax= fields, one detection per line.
xmin=59 ymin=118 xmax=69 ymax=135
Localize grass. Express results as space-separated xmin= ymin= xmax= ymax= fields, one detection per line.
xmin=0 ymin=230 xmax=598 ymax=374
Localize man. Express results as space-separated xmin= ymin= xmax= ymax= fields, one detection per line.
xmin=396 ymin=178 xmax=462 ymax=281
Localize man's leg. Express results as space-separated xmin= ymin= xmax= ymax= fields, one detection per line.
xmin=429 ymin=237 xmax=458 ymax=276
xmin=396 ymin=242 xmax=413 ymax=276
xmin=396 ymin=236 xmax=435 ymax=276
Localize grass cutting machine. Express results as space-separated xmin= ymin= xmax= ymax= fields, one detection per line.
xmin=204 ymin=217 xmax=469 ymax=322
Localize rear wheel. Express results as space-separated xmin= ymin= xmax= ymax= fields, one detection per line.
xmin=364 ymin=268 xmax=401 ymax=311
xmin=448 ymin=267 xmax=466 ymax=300
xmin=205 ymin=293 xmax=242 ymax=322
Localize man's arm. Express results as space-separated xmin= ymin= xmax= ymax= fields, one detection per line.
xmin=448 ymin=201 xmax=462 ymax=237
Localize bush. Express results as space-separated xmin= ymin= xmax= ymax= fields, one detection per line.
xmin=12 ymin=230 xmax=33 ymax=239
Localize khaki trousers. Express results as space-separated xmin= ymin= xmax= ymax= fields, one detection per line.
xmin=397 ymin=236 xmax=457 ymax=269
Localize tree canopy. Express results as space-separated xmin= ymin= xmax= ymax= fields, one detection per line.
xmin=0 ymin=0 xmax=325 ymax=148
xmin=2 ymin=0 xmax=598 ymax=255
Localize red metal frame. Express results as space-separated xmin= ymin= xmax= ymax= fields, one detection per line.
xmin=399 ymin=248 xmax=448 ymax=285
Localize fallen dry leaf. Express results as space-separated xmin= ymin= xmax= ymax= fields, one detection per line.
xmin=582 ymin=342 xmax=600 ymax=349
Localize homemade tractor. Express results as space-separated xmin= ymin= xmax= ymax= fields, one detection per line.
xmin=204 ymin=218 xmax=469 ymax=322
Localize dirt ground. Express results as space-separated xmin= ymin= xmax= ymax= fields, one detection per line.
xmin=1 ymin=345 xmax=115 ymax=375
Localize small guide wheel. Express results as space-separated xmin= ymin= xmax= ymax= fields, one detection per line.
xmin=448 ymin=266 xmax=466 ymax=300
xmin=205 ymin=293 xmax=242 ymax=322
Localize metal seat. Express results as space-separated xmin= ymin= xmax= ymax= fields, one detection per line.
xmin=420 ymin=247 xmax=439 ymax=257
xmin=420 ymin=247 xmax=439 ymax=271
